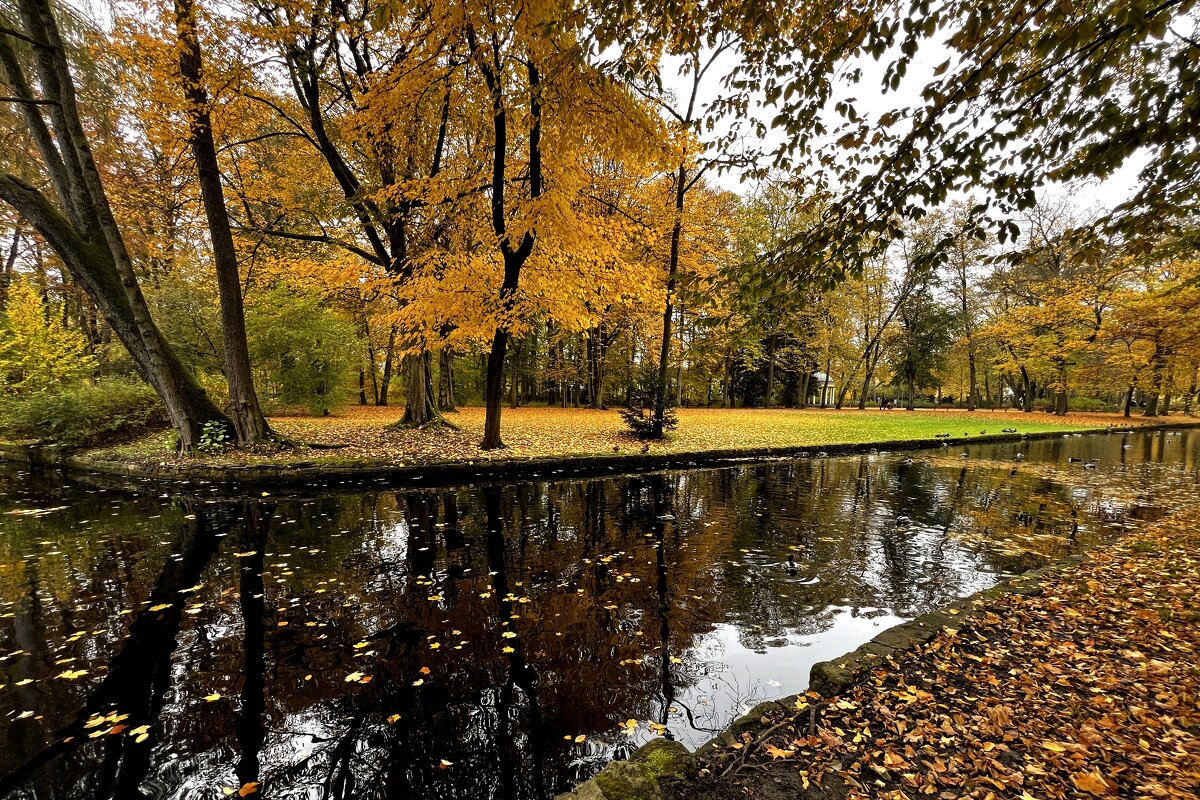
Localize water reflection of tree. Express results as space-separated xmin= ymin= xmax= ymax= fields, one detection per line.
xmin=0 ymin=500 xmax=236 ymax=797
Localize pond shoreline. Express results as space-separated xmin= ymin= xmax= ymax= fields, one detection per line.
xmin=2 ymin=420 xmax=1199 ymax=491
xmin=554 ymin=552 xmax=1096 ymax=800
xmin=557 ymin=506 xmax=1199 ymax=800
xmin=656 ymin=504 xmax=1200 ymax=800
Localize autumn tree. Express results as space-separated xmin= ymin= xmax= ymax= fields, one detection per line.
xmin=0 ymin=276 xmax=94 ymax=392
xmin=171 ymin=0 xmax=270 ymax=444
xmin=784 ymin=0 xmax=1200 ymax=282
xmin=0 ymin=0 xmax=229 ymax=449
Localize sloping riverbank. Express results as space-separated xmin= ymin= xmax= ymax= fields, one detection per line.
xmin=566 ymin=503 xmax=1200 ymax=800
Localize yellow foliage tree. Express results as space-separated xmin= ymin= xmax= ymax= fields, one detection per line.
xmin=0 ymin=279 xmax=95 ymax=394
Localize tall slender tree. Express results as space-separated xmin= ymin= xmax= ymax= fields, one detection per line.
xmin=172 ymin=0 xmax=269 ymax=444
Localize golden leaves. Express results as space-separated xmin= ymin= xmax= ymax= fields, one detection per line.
xmin=1070 ymin=770 xmax=1113 ymax=796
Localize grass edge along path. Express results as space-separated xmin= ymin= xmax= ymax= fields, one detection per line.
xmin=645 ymin=504 xmax=1200 ymax=800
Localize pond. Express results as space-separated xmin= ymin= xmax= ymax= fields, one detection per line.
xmin=1 ymin=428 xmax=1198 ymax=799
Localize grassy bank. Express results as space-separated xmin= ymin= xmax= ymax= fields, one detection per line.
xmin=659 ymin=504 xmax=1200 ymax=800
xmin=103 ymin=406 xmax=1170 ymax=466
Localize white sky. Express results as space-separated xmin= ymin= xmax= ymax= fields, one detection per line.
xmin=660 ymin=38 xmax=1147 ymax=211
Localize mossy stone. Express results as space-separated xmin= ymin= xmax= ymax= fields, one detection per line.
xmin=633 ymin=738 xmax=696 ymax=780
xmin=809 ymin=660 xmax=852 ymax=697
xmin=592 ymin=760 xmax=662 ymax=800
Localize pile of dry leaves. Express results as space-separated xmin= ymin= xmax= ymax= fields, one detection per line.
xmin=669 ymin=506 xmax=1200 ymax=799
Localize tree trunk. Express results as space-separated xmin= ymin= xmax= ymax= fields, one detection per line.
xmin=378 ymin=325 xmax=397 ymax=406
xmin=799 ymin=371 xmax=810 ymax=409
xmin=509 ymin=340 xmax=520 ymax=409
xmin=822 ymin=355 xmax=832 ymax=409
xmin=857 ymin=343 xmax=877 ymax=410
xmin=1161 ymin=359 xmax=1175 ymax=416
xmin=1184 ymin=365 xmax=1197 ymax=415
xmin=722 ymin=349 xmax=733 ymax=408
xmin=482 ymin=328 xmax=509 ymax=449
xmin=401 ymin=351 xmax=440 ymax=426
xmin=1018 ymin=366 xmax=1034 ymax=412
xmin=1054 ymin=387 xmax=1068 ymax=416
xmin=358 ymin=368 xmax=368 ymax=405
xmin=653 ymin=162 xmax=686 ymax=439
xmin=764 ymin=333 xmax=776 ymax=407
xmin=966 ymin=349 xmax=978 ymax=411
xmin=1 ymin=229 xmax=18 ymax=306
xmin=173 ymin=0 xmax=269 ymax=445
xmin=1124 ymin=381 xmax=1135 ymax=417
xmin=1145 ymin=346 xmax=1165 ymax=417
xmin=438 ymin=348 xmax=456 ymax=411
xmin=587 ymin=326 xmax=608 ymax=410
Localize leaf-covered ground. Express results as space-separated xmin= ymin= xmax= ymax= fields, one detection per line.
xmin=665 ymin=505 xmax=1200 ymax=800
xmin=91 ymin=406 xmax=1183 ymax=469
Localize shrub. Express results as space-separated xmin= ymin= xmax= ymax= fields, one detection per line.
xmin=618 ymin=362 xmax=678 ymax=439
xmin=246 ymin=287 xmax=358 ymax=415
xmin=0 ymin=278 xmax=95 ymax=394
xmin=619 ymin=403 xmax=677 ymax=439
xmin=0 ymin=379 xmax=166 ymax=447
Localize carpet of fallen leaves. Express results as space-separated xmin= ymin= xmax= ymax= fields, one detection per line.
xmin=95 ymin=406 xmax=1181 ymax=469
xmin=666 ymin=506 xmax=1200 ymax=800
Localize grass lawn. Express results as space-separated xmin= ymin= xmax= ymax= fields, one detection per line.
xmin=90 ymin=405 xmax=1188 ymax=470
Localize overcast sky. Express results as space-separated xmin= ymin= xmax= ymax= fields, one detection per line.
xmin=660 ymin=39 xmax=1147 ymax=213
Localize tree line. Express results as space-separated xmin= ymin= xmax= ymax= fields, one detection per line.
xmin=1 ymin=0 xmax=1196 ymax=450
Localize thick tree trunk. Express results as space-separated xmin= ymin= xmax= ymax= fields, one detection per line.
xmin=1124 ymin=381 xmax=1135 ymax=417
xmin=1054 ymin=388 xmax=1068 ymax=416
xmin=438 ymin=348 xmax=456 ymax=411
xmin=400 ymin=351 xmax=440 ymax=426
xmin=173 ymin=0 xmax=268 ymax=445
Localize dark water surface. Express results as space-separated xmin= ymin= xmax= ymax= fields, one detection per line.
xmin=1 ymin=428 xmax=1198 ymax=799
